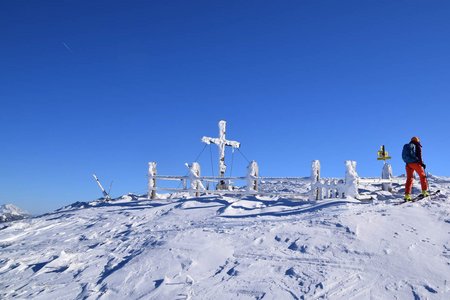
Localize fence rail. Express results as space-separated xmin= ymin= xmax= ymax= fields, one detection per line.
xmin=358 ymin=178 xmax=403 ymax=185
xmin=154 ymin=175 xmax=309 ymax=181
xmin=155 ymin=187 xmax=308 ymax=198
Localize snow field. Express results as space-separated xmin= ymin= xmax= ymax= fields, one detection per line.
xmin=0 ymin=177 xmax=449 ymax=299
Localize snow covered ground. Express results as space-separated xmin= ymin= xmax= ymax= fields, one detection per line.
xmin=1 ymin=176 xmax=450 ymax=299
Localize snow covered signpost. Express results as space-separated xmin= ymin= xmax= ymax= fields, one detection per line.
xmin=377 ymin=145 xmax=393 ymax=192
xmin=202 ymin=120 xmax=240 ymax=190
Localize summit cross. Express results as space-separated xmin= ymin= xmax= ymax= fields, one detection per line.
xmin=201 ymin=120 xmax=240 ymax=188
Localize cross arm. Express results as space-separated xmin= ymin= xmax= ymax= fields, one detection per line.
xmin=201 ymin=136 xmax=220 ymax=145
xmin=225 ymin=140 xmax=240 ymax=148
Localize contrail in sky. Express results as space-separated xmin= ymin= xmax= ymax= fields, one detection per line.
xmin=62 ymin=42 xmax=73 ymax=53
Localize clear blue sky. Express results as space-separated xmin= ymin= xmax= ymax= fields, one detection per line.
xmin=1 ymin=1 xmax=450 ymax=215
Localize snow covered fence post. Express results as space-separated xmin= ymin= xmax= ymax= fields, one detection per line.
xmin=344 ymin=160 xmax=359 ymax=198
xmin=148 ymin=162 xmax=157 ymax=200
xmin=382 ymin=163 xmax=393 ymax=192
xmin=333 ymin=179 xmax=339 ymax=198
xmin=246 ymin=160 xmax=259 ymax=193
xmin=311 ymin=160 xmax=321 ymax=183
xmin=186 ymin=162 xmax=205 ymax=197
xmin=310 ymin=160 xmax=322 ymax=200
xmin=325 ymin=180 xmax=332 ymax=199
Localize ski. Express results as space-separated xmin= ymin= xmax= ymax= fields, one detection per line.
xmin=395 ymin=190 xmax=441 ymax=205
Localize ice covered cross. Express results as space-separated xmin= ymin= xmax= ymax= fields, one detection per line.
xmin=201 ymin=120 xmax=240 ymax=183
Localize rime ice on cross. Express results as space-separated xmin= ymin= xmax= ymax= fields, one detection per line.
xmin=202 ymin=120 xmax=240 ymax=189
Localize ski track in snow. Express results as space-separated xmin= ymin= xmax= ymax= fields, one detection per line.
xmin=0 ymin=177 xmax=450 ymax=299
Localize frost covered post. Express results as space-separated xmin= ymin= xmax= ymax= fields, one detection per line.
xmin=311 ymin=160 xmax=320 ymax=183
xmin=310 ymin=160 xmax=358 ymax=200
xmin=311 ymin=160 xmax=322 ymax=200
xmin=382 ymin=163 xmax=393 ymax=192
xmin=201 ymin=120 xmax=240 ymax=190
xmin=186 ymin=162 xmax=205 ymax=197
xmin=93 ymin=174 xmax=111 ymax=200
xmin=148 ymin=162 xmax=157 ymax=200
xmin=246 ymin=160 xmax=259 ymax=193
xmin=344 ymin=160 xmax=359 ymax=198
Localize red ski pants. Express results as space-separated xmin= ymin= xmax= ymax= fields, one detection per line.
xmin=405 ymin=162 xmax=428 ymax=194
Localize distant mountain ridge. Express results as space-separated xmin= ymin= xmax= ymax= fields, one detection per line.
xmin=0 ymin=204 xmax=29 ymax=223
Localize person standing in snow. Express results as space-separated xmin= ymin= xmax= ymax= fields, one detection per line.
xmin=401 ymin=136 xmax=429 ymax=201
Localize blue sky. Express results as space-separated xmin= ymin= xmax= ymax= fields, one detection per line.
xmin=1 ymin=1 xmax=450 ymax=214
